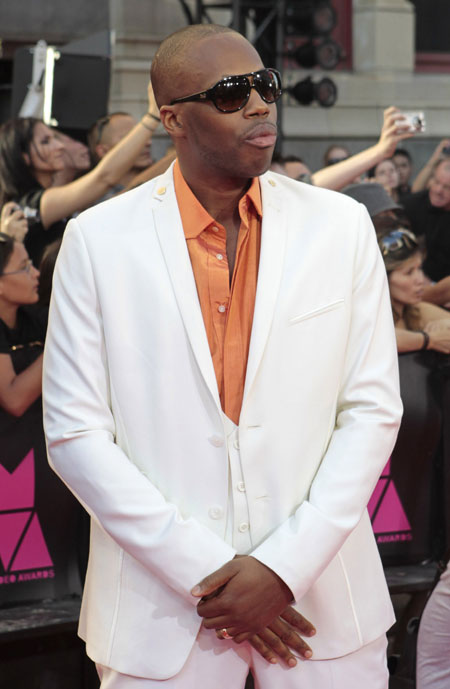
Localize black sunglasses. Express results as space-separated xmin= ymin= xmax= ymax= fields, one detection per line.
xmin=95 ymin=115 xmax=111 ymax=145
xmin=379 ymin=229 xmax=419 ymax=257
xmin=170 ymin=68 xmax=282 ymax=113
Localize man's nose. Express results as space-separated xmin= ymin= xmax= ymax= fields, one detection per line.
xmin=245 ymin=87 xmax=270 ymax=116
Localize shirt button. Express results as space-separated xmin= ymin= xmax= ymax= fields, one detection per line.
xmin=209 ymin=435 xmax=224 ymax=447
xmin=212 ymin=226 xmax=220 ymax=232
xmin=237 ymin=481 xmax=246 ymax=492
xmin=208 ymin=506 xmax=224 ymax=520
xmin=233 ymin=437 xmax=240 ymax=450
xmin=218 ymin=304 xmax=226 ymax=313
xmin=216 ymin=253 xmax=224 ymax=261
xmin=238 ymin=522 xmax=249 ymax=532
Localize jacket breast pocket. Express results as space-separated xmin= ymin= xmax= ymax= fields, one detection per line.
xmin=289 ymin=298 xmax=345 ymax=326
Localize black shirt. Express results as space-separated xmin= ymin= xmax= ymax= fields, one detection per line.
xmin=0 ymin=304 xmax=47 ymax=437
xmin=20 ymin=188 xmax=67 ymax=267
xmin=402 ymin=190 xmax=450 ymax=282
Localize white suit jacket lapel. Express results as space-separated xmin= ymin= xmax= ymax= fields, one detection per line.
xmin=151 ymin=165 xmax=221 ymax=411
xmin=243 ymin=174 xmax=287 ymax=404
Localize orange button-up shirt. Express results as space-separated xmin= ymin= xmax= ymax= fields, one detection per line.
xmin=173 ymin=160 xmax=262 ymax=424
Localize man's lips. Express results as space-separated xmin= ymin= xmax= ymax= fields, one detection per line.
xmin=243 ymin=124 xmax=277 ymax=148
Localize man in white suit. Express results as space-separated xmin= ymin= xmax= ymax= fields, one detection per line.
xmin=43 ymin=24 xmax=402 ymax=688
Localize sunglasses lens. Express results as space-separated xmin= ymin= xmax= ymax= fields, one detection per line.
xmin=380 ymin=230 xmax=418 ymax=256
xmin=213 ymin=77 xmax=250 ymax=112
xmin=255 ymin=69 xmax=282 ymax=103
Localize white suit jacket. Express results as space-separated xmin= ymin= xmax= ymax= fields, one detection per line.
xmin=43 ymin=165 xmax=402 ymax=679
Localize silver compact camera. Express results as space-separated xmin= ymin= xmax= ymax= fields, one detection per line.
xmin=20 ymin=206 xmax=39 ymax=224
xmin=401 ymin=111 xmax=426 ymax=133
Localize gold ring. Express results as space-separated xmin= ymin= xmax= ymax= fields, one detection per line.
xmin=219 ymin=628 xmax=233 ymax=640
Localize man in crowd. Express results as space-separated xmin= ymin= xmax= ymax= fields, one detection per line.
xmin=87 ymin=112 xmax=154 ymax=198
xmin=402 ymin=159 xmax=450 ymax=282
xmin=393 ymin=147 xmax=413 ymax=199
xmin=43 ymin=23 xmax=402 ymax=688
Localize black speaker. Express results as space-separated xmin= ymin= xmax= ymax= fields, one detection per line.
xmin=11 ymin=38 xmax=110 ymax=132
xmin=49 ymin=52 xmax=110 ymax=130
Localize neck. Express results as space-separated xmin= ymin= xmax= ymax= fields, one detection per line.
xmin=51 ymin=168 xmax=77 ymax=187
xmin=178 ymin=161 xmax=251 ymax=224
xmin=33 ymin=169 xmax=55 ymax=189
xmin=0 ymin=301 xmax=19 ymax=329
xmin=392 ymin=299 xmax=405 ymax=322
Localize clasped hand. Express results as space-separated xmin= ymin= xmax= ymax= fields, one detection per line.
xmin=191 ymin=555 xmax=315 ymax=667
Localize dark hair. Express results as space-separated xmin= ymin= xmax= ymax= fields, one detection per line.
xmin=393 ymin=148 xmax=412 ymax=162
xmin=0 ymin=118 xmax=41 ymax=206
xmin=372 ymin=213 xmax=411 ymax=238
xmin=323 ymin=144 xmax=350 ymax=166
xmin=367 ymin=158 xmax=395 ymax=179
xmin=0 ymin=232 xmax=15 ymax=275
xmin=38 ymin=238 xmax=62 ymax=307
xmin=283 ymin=155 xmax=304 ymax=164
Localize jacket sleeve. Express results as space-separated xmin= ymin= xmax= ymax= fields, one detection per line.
xmin=43 ymin=219 xmax=235 ymax=605
xmin=251 ymin=204 xmax=403 ymax=602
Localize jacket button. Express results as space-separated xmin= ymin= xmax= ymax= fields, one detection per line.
xmin=208 ymin=506 xmax=224 ymax=520
xmin=237 ymin=481 xmax=246 ymax=492
xmin=238 ymin=522 xmax=249 ymax=532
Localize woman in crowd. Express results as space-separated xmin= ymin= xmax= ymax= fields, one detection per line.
xmin=51 ymin=130 xmax=92 ymax=185
xmin=368 ymin=158 xmax=400 ymax=202
xmin=0 ymin=82 xmax=160 ymax=265
xmin=0 ymin=233 xmax=43 ymax=418
xmin=379 ymin=226 xmax=450 ymax=353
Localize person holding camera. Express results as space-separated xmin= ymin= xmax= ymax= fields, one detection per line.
xmin=0 ymin=83 xmax=160 ymax=266
xmin=0 ymin=201 xmax=29 ymax=242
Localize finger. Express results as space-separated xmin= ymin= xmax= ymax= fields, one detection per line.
xmin=257 ymin=627 xmax=298 ymax=667
xmin=200 ymin=614 xmax=247 ymax=634
xmin=1 ymin=201 xmax=17 ymax=218
xmin=280 ymin=607 xmax=316 ymax=636
xmin=215 ymin=628 xmax=234 ymax=641
xmin=269 ymin=618 xmax=313 ymax=659
xmin=246 ymin=634 xmax=278 ymax=665
xmin=191 ymin=562 xmax=236 ymax=597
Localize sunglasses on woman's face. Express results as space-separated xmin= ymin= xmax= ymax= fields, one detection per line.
xmin=379 ymin=229 xmax=418 ymax=256
xmin=170 ymin=68 xmax=282 ymax=113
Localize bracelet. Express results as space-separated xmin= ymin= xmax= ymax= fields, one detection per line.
xmin=419 ymin=330 xmax=430 ymax=350
xmin=140 ymin=117 xmax=158 ymax=133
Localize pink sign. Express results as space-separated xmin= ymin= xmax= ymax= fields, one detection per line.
xmin=0 ymin=450 xmax=54 ymax=581
xmin=368 ymin=458 xmax=412 ymax=543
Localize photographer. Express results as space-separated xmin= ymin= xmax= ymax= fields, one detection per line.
xmin=0 ymin=201 xmax=29 ymax=242
xmin=311 ymin=106 xmax=414 ymax=191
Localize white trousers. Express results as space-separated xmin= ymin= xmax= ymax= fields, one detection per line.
xmin=416 ymin=561 xmax=450 ymax=689
xmin=97 ymin=628 xmax=388 ymax=689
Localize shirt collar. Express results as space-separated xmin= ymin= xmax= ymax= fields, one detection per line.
xmin=173 ymin=159 xmax=262 ymax=240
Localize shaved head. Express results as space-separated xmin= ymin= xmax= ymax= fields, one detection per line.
xmin=150 ymin=24 xmax=238 ymax=107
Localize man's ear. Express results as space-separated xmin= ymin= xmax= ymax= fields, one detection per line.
xmin=160 ymin=106 xmax=184 ymax=138
xmin=95 ymin=143 xmax=110 ymax=160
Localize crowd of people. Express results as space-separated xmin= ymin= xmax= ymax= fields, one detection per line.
xmin=0 ymin=25 xmax=449 ymax=688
